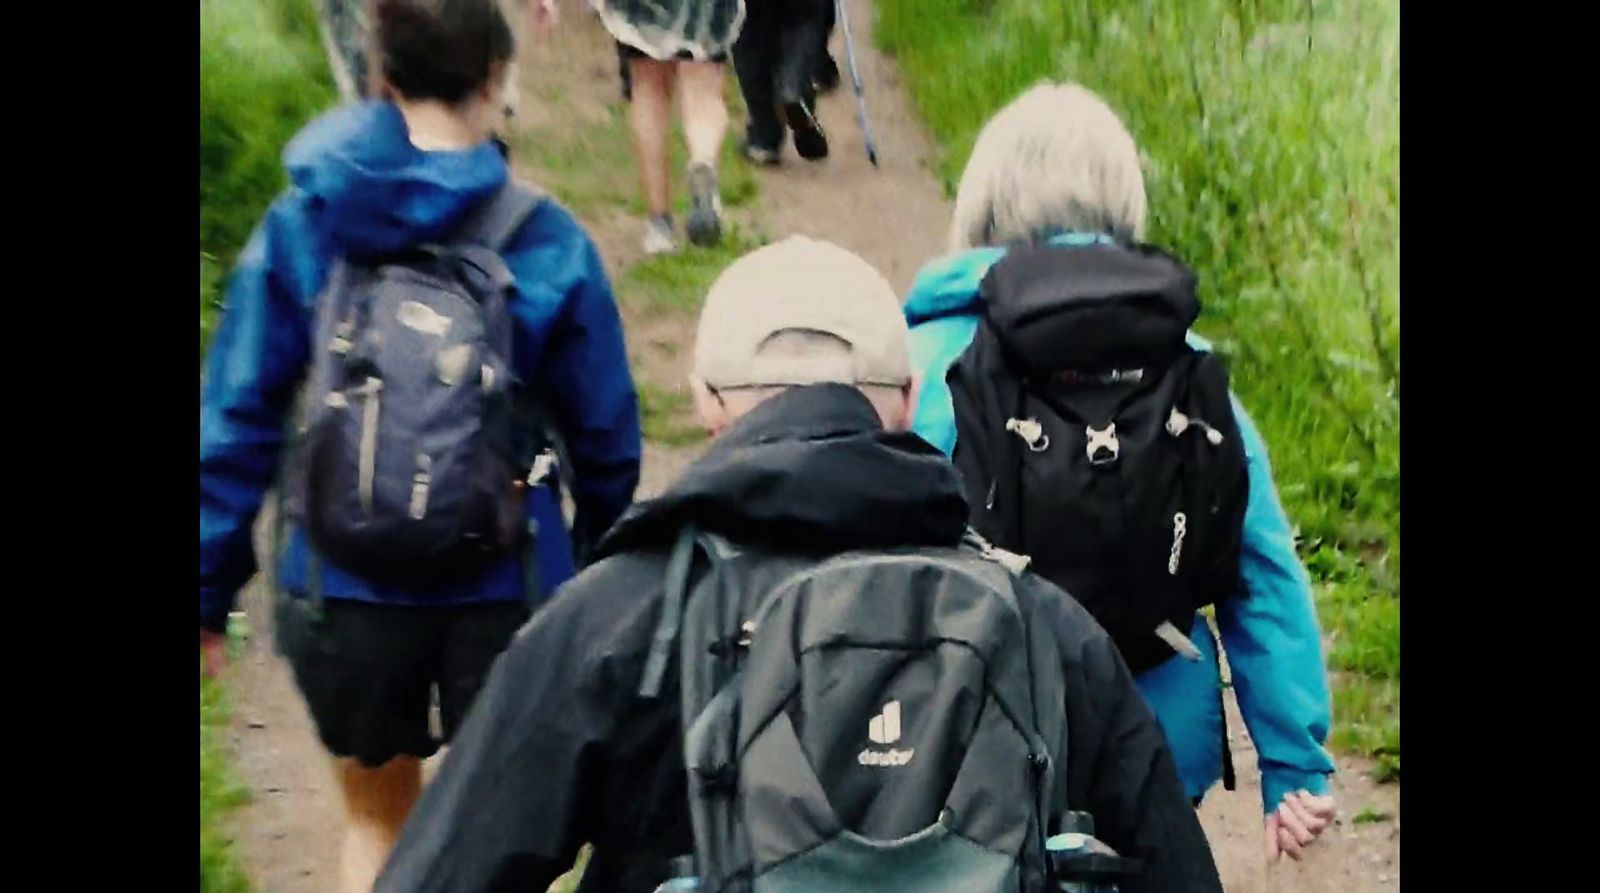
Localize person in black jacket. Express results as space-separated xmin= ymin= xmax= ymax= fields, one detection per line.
xmin=732 ymin=0 xmax=833 ymax=164
xmin=374 ymin=237 xmax=1224 ymax=893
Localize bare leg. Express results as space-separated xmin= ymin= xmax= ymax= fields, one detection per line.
xmin=676 ymin=61 xmax=729 ymax=169
xmin=677 ymin=61 xmax=728 ymax=246
xmin=334 ymin=755 xmax=423 ymax=893
xmin=627 ymin=56 xmax=675 ymax=219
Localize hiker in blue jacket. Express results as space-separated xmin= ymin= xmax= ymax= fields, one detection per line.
xmin=902 ymin=82 xmax=1337 ymax=863
xmin=199 ymin=2 xmax=640 ymax=889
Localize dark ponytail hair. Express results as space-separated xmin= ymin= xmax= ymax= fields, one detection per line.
xmin=374 ymin=0 xmax=515 ymax=104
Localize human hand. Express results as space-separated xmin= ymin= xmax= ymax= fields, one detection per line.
xmin=1265 ymin=791 xmax=1336 ymax=862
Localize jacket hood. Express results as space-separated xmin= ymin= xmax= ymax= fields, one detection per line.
xmin=596 ymin=384 xmax=970 ymax=558
xmin=283 ymin=101 xmax=508 ymax=256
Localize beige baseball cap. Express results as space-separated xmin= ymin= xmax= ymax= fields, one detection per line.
xmin=693 ymin=236 xmax=912 ymax=390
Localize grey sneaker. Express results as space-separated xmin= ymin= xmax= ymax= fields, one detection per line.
xmin=685 ymin=162 xmax=723 ymax=247
xmin=642 ymin=214 xmax=677 ymax=255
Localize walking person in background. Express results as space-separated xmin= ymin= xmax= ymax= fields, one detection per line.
xmin=579 ymin=0 xmax=744 ymax=254
xmin=199 ymin=2 xmax=641 ymax=890
xmin=732 ymin=0 xmax=832 ymax=164
xmin=902 ymin=82 xmax=1339 ymax=864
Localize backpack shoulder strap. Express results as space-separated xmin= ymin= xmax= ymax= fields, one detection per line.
xmin=638 ymin=527 xmax=741 ymax=699
xmin=639 ymin=526 xmax=703 ymax=699
xmin=452 ymin=179 xmax=546 ymax=252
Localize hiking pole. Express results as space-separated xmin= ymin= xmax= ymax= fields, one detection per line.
xmin=833 ymin=0 xmax=879 ymax=167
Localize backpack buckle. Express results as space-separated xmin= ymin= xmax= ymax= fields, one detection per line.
xmin=1085 ymin=424 xmax=1120 ymax=465
xmin=1005 ymin=417 xmax=1050 ymax=452
xmin=1166 ymin=408 xmax=1225 ymax=445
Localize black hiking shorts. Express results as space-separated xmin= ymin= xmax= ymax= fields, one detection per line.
xmin=275 ymin=594 xmax=530 ymax=767
xmin=617 ymin=39 xmax=729 ymax=65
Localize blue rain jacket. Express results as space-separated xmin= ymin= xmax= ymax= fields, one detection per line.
xmin=200 ymin=102 xmax=641 ymax=631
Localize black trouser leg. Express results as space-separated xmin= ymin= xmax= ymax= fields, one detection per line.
xmin=816 ymin=0 xmax=839 ymax=83
xmin=774 ymin=0 xmax=828 ymax=106
xmin=733 ymin=0 xmax=784 ymax=149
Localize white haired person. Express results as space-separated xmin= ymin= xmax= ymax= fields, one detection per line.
xmin=376 ymin=237 xmax=1222 ymax=893
xmin=903 ymin=82 xmax=1338 ymax=863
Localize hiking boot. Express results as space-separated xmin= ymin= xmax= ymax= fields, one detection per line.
xmin=814 ymin=53 xmax=842 ymax=95
xmin=740 ymin=139 xmax=782 ymax=166
xmin=685 ymin=162 xmax=723 ymax=247
xmin=781 ymin=97 xmax=829 ymax=161
xmin=642 ymin=214 xmax=678 ymax=256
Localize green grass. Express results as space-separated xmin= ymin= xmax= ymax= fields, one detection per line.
xmin=621 ymin=228 xmax=768 ymax=449
xmin=200 ymin=252 xmax=224 ymax=357
xmin=508 ymin=99 xmax=641 ymax=218
xmin=201 ymin=0 xmax=331 ymax=886
xmin=510 ymin=84 xmax=758 ymax=221
xmin=509 ymin=80 xmax=770 ymax=447
xmin=638 ymin=381 xmax=706 ymax=447
xmin=201 ymin=668 xmax=252 ymax=892
xmin=200 ymin=0 xmax=337 ymax=356
xmin=877 ymin=0 xmax=1399 ymax=773
xmin=622 ymin=225 xmax=765 ymax=315
xmin=1353 ymin=807 xmax=1393 ymax=825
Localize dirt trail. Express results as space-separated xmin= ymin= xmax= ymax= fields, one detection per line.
xmin=225 ymin=4 xmax=1398 ymax=890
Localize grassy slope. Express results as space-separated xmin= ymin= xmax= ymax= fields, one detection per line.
xmin=200 ymin=1 xmax=337 ymax=888
xmin=201 ymin=667 xmax=252 ymax=893
xmin=199 ymin=0 xmax=336 ymax=357
xmin=875 ymin=0 xmax=1399 ymax=776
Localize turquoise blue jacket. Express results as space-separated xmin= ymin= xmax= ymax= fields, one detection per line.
xmin=904 ymin=237 xmax=1334 ymax=812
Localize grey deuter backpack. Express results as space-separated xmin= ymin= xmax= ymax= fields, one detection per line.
xmin=288 ymin=180 xmax=545 ymax=587
xmin=640 ymin=528 xmax=1069 ymax=892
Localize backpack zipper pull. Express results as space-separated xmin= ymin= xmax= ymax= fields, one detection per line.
xmin=408 ymin=454 xmax=432 ymax=520
xmin=965 ymin=529 xmax=1032 ymax=575
xmin=330 ymin=319 xmax=355 ymax=355
xmin=1167 ymin=511 xmax=1187 ymax=575
xmin=1005 ymin=417 xmax=1050 ymax=452
xmin=1154 ymin=620 xmax=1204 ymax=661
xmin=1165 ymin=408 xmax=1225 ymax=445
xmin=526 ymin=448 xmax=557 ymax=488
xmin=357 ymin=377 xmax=384 ymax=516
